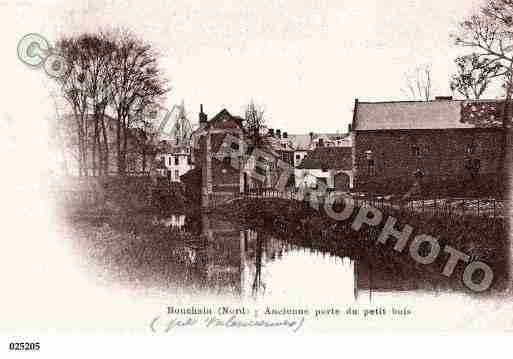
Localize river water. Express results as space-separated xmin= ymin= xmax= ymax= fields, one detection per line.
xmin=146 ymin=213 xmax=395 ymax=302
xmin=66 ymin=212 xmax=513 ymax=330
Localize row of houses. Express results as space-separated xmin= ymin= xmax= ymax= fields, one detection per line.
xmin=181 ymin=96 xmax=505 ymax=206
xmin=60 ymin=96 xmax=504 ymax=203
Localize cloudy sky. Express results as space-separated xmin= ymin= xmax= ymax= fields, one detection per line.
xmin=2 ymin=0 xmax=484 ymax=134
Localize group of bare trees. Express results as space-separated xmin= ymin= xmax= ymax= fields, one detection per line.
xmin=400 ymin=1 xmax=513 ymax=180
xmin=243 ymin=100 xmax=267 ymax=148
xmin=402 ymin=64 xmax=433 ymax=101
xmin=451 ymin=0 xmax=513 ymax=178
xmin=451 ymin=0 xmax=513 ymax=103
xmin=51 ymin=30 xmax=169 ymax=177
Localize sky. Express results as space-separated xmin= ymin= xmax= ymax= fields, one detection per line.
xmin=1 ymin=0 xmax=484 ymax=135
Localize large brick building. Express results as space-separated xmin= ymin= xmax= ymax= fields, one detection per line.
xmin=189 ymin=106 xmax=296 ymax=207
xmin=352 ymin=98 xmax=505 ymax=195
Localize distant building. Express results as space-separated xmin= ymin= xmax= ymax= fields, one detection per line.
xmin=295 ymin=146 xmax=353 ymax=190
xmin=58 ymin=114 xmax=147 ymax=176
xmin=155 ymin=142 xmax=194 ymax=182
xmin=352 ymin=97 xmax=504 ymax=195
xmin=288 ymin=129 xmax=352 ymax=169
xmin=188 ymin=106 xmax=294 ymax=207
xmin=266 ymin=128 xmax=295 ymax=167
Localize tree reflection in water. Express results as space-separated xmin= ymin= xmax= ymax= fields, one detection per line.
xmin=78 ymin=212 xmax=357 ymax=300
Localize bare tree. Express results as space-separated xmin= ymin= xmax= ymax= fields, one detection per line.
xmin=53 ymin=30 xmax=169 ymax=177
xmin=77 ymin=33 xmax=117 ymax=176
xmin=450 ymin=54 xmax=502 ymax=99
xmin=54 ymin=35 xmax=92 ymax=176
xmin=243 ymin=100 xmax=267 ymax=149
xmin=109 ymin=30 xmax=169 ymax=175
xmin=453 ymin=0 xmax=513 ymax=182
xmin=131 ymin=114 xmax=163 ymax=174
xmin=402 ymin=64 xmax=433 ymax=101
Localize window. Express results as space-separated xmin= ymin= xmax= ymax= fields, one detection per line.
xmin=174 ymin=156 xmax=179 ymax=165
xmin=295 ymin=154 xmax=300 ymax=160
xmin=187 ymin=156 xmax=192 ymax=165
xmin=365 ymin=150 xmax=375 ymax=175
xmin=174 ymin=170 xmax=179 ymax=181
xmin=465 ymin=158 xmax=481 ymax=179
xmin=368 ymin=159 xmax=375 ymax=175
xmin=168 ymin=156 xmax=172 ymax=167
xmin=412 ymin=145 xmax=420 ymax=157
xmin=466 ymin=143 xmax=476 ymax=155
xmin=474 ymin=158 xmax=481 ymax=170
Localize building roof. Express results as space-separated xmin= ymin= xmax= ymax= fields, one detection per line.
xmin=297 ymin=146 xmax=352 ymax=170
xmin=157 ymin=140 xmax=191 ymax=155
xmin=205 ymin=109 xmax=244 ymax=130
xmin=287 ymin=134 xmax=311 ymax=150
xmin=354 ymin=99 xmax=504 ymax=131
xmin=266 ymin=136 xmax=295 ymax=152
xmin=288 ymin=133 xmax=345 ymax=150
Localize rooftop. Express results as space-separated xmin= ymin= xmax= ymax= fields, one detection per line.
xmin=288 ymin=133 xmax=348 ymax=150
xmin=205 ymin=109 xmax=244 ymax=130
xmin=354 ymin=99 xmax=504 ymax=131
xmin=297 ymin=146 xmax=352 ymax=170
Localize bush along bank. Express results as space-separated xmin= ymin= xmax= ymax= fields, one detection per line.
xmin=215 ymin=197 xmax=509 ymax=294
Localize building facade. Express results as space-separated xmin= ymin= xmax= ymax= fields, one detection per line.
xmin=190 ymin=106 xmax=295 ymax=207
xmin=352 ymin=98 xmax=504 ymax=195
xmin=295 ymin=146 xmax=353 ymax=190
xmin=155 ymin=143 xmax=194 ymax=182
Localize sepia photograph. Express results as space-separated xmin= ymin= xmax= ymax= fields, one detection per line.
xmin=1 ymin=0 xmax=512 ymax=355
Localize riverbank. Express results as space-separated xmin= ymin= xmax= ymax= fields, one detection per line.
xmin=63 ymin=211 xmax=208 ymax=293
xmin=214 ymin=198 xmax=510 ymax=294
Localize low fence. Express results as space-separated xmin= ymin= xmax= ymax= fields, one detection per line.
xmin=395 ymin=197 xmax=507 ymax=219
xmin=221 ymin=187 xmax=508 ymax=219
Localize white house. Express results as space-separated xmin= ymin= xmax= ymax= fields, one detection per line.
xmin=288 ymin=130 xmax=352 ymax=168
xmin=155 ymin=143 xmax=194 ymax=182
xmin=294 ymin=146 xmax=353 ymax=190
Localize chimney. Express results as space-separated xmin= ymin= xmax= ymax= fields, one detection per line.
xmin=348 ymin=123 xmax=352 ymax=133
xmin=435 ymin=96 xmax=453 ymax=101
xmin=283 ymin=132 xmax=288 ymax=139
xmin=199 ymin=104 xmax=207 ymax=124
xmin=276 ymin=129 xmax=281 ymax=138
xmin=269 ymin=128 xmax=275 ymax=137
xmin=318 ymin=138 xmax=324 ymax=147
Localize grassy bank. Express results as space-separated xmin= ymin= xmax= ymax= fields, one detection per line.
xmin=64 ymin=211 xmax=207 ymax=293
xmin=215 ymin=198 xmax=510 ymax=294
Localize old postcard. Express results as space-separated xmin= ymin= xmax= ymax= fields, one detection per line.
xmin=1 ymin=0 xmax=512 ymax=354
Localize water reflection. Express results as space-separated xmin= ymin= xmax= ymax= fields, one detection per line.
xmin=84 ymin=211 xmax=496 ymax=301
xmin=152 ymin=214 xmax=186 ymax=229
xmin=165 ymin=213 xmax=359 ymax=301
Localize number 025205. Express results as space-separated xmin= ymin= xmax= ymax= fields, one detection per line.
xmin=9 ymin=342 xmax=40 ymax=351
